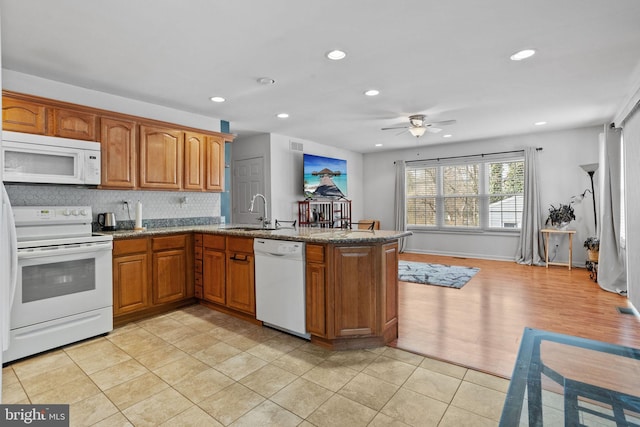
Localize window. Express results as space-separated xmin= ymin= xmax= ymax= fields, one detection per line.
xmin=406 ymin=167 xmax=437 ymax=226
xmin=488 ymin=161 xmax=524 ymax=229
xmin=406 ymin=155 xmax=524 ymax=230
xmin=443 ymin=164 xmax=479 ymax=227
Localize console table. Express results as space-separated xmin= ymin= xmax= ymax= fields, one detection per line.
xmin=540 ymin=228 xmax=576 ymax=270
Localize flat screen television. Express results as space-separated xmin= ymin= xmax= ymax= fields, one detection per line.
xmin=303 ymin=153 xmax=347 ymax=199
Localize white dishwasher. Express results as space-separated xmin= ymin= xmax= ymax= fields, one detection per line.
xmin=253 ymin=238 xmax=310 ymax=339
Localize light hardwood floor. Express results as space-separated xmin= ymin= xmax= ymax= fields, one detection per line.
xmin=392 ymin=253 xmax=640 ymax=379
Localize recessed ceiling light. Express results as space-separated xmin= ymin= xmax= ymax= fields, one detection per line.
xmin=257 ymin=77 xmax=276 ymax=85
xmin=510 ymin=49 xmax=536 ymax=61
xmin=534 ymin=121 xmax=547 ymax=126
xmin=364 ymin=89 xmax=380 ymax=96
xmin=276 ymin=113 xmax=289 ymax=119
xmin=326 ymin=49 xmax=347 ymax=60
xmin=443 ymin=134 xmax=453 ymax=138
xmin=375 ymin=143 xmax=383 ymax=147
xmin=210 ymin=96 xmax=226 ymax=103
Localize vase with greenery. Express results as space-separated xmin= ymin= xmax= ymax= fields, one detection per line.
xmin=545 ymin=203 xmax=576 ymax=228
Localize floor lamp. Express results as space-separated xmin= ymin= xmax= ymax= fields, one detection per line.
xmin=580 ymin=163 xmax=598 ymax=234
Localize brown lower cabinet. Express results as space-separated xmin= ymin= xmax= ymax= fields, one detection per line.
xmin=112 ymin=233 xmax=194 ymax=325
xmin=305 ymin=241 xmax=399 ymax=349
xmin=196 ymin=234 xmax=256 ymax=319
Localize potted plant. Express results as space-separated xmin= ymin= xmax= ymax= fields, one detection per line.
xmin=584 ymin=236 xmax=600 ymax=262
xmin=545 ymin=203 xmax=576 ymax=228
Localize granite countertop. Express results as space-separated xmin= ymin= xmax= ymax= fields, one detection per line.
xmin=99 ymin=224 xmax=412 ymax=244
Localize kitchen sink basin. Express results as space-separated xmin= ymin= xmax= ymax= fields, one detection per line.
xmin=225 ymin=226 xmax=277 ymax=231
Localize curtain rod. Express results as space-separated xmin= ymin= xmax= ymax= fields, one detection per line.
xmin=399 ymin=147 xmax=543 ymax=164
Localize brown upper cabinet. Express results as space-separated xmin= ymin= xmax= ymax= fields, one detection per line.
xmin=51 ymin=108 xmax=97 ymax=140
xmin=2 ymin=91 xmax=232 ymax=192
xmin=100 ymin=117 xmax=137 ymax=188
xmin=2 ymin=97 xmax=97 ymax=140
xmin=184 ymin=132 xmax=206 ymax=191
xmin=139 ymin=125 xmax=183 ymax=190
xmin=206 ymin=135 xmax=225 ymax=191
xmin=2 ymin=97 xmax=47 ymax=135
xmin=184 ymin=133 xmax=225 ymax=192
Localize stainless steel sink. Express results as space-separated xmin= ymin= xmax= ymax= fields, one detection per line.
xmin=225 ymin=226 xmax=277 ymax=231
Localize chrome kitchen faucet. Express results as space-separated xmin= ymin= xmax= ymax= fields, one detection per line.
xmin=249 ymin=193 xmax=270 ymax=228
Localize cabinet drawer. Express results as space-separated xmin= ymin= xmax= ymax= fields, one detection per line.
xmin=227 ymin=236 xmax=253 ymax=253
xmin=195 ymin=260 xmax=203 ymax=274
xmin=203 ymin=234 xmax=225 ymax=250
xmin=113 ymin=238 xmax=148 ymax=256
xmin=194 ymin=246 xmax=203 ymax=260
xmin=195 ymin=286 xmax=203 ymax=299
xmin=195 ymin=275 xmax=203 ymax=286
xmin=194 ymin=233 xmax=203 ymax=246
xmin=306 ymin=244 xmax=325 ymax=263
xmin=152 ymin=234 xmax=187 ymax=251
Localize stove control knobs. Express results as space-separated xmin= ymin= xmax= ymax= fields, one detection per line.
xmin=79 ymin=209 xmax=88 ymax=216
xmin=72 ymin=209 xmax=79 ymax=216
xmin=62 ymin=209 xmax=72 ymax=216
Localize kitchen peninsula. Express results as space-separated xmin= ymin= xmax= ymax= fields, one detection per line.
xmin=107 ymin=225 xmax=411 ymax=350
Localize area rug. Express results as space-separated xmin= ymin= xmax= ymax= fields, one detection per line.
xmin=398 ymin=261 xmax=480 ymax=289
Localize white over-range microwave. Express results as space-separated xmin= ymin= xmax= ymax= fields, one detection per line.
xmin=1 ymin=130 xmax=101 ymax=185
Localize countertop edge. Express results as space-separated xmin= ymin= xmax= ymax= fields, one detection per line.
xmin=100 ymin=225 xmax=412 ymax=244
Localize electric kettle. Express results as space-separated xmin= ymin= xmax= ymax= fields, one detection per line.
xmin=97 ymin=212 xmax=117 ymax=231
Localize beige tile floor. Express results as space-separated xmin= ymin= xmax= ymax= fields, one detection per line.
xmin=2 ymin=305 xmax=509 ymax=426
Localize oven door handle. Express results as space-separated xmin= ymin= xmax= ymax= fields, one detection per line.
xmin=18 ymin=241 xmax=113 ymax=259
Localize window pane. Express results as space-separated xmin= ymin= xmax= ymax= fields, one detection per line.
xmin=406 ymin=168 xmax=436 ymax=197
xmin=444 ymin=197 xmax=479 ymax=227
xmin=443 ymin=165 xmax=478 ymax=195
xmin=488 ymin=160 xmax=524 ymax=228
xmin=407 ymin=197 xmax=436 ymax=226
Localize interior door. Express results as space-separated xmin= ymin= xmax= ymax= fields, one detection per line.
xmin=232 ymin=156 xmax=264 ymax=225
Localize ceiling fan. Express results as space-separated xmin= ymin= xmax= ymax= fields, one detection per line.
xmin=381 ymin=114 xmax=456 ymax=138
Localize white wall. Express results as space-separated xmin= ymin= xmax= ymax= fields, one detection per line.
xmin=232 ymin=133 xmax=364 ymax=226
xmin=269 ymin=133 xmax=364 ymax=225
xmin=363 ymin=126 xmax=602 ymax=263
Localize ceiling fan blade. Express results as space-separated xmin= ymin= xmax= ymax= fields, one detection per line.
xmin=395 ymin=129 xmax=409 ymax=136
xmin=426 ymin=119 xmax=456 ymax=127
xmin=381 ymin=125 xmax=409 ymax=131
xmin=427 ymin=127 xmax=442 ymax=134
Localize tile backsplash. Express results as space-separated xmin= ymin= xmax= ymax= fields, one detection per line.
xmin=5 ymin=184 xmax=222 ymax=227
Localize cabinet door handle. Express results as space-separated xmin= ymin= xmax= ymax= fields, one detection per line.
xmin=230 ymin=254 xmax=248 ymax=262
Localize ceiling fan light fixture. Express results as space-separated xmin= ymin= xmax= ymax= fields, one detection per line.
xmin=409 ymin=114 xmax=426 ymax=127
xmin=364 ymin=89 xmax=379 ymax=96
xmin=408 ymin=127 xmax=427 ymax=138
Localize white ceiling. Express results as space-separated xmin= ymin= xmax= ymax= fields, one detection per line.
xmin=2 ymin=1 xmax=640 ymax=153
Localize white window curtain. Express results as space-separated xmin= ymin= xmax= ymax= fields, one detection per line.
xmin=621 ymin=102 xmax=640 ymax=309
xmin=394 ymin=160 xmax=407 ymax=253
xmin=597 ymin=125 xmax=626 ymax=294
xmin=515 ymin=147 xmax=545 ymax=265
